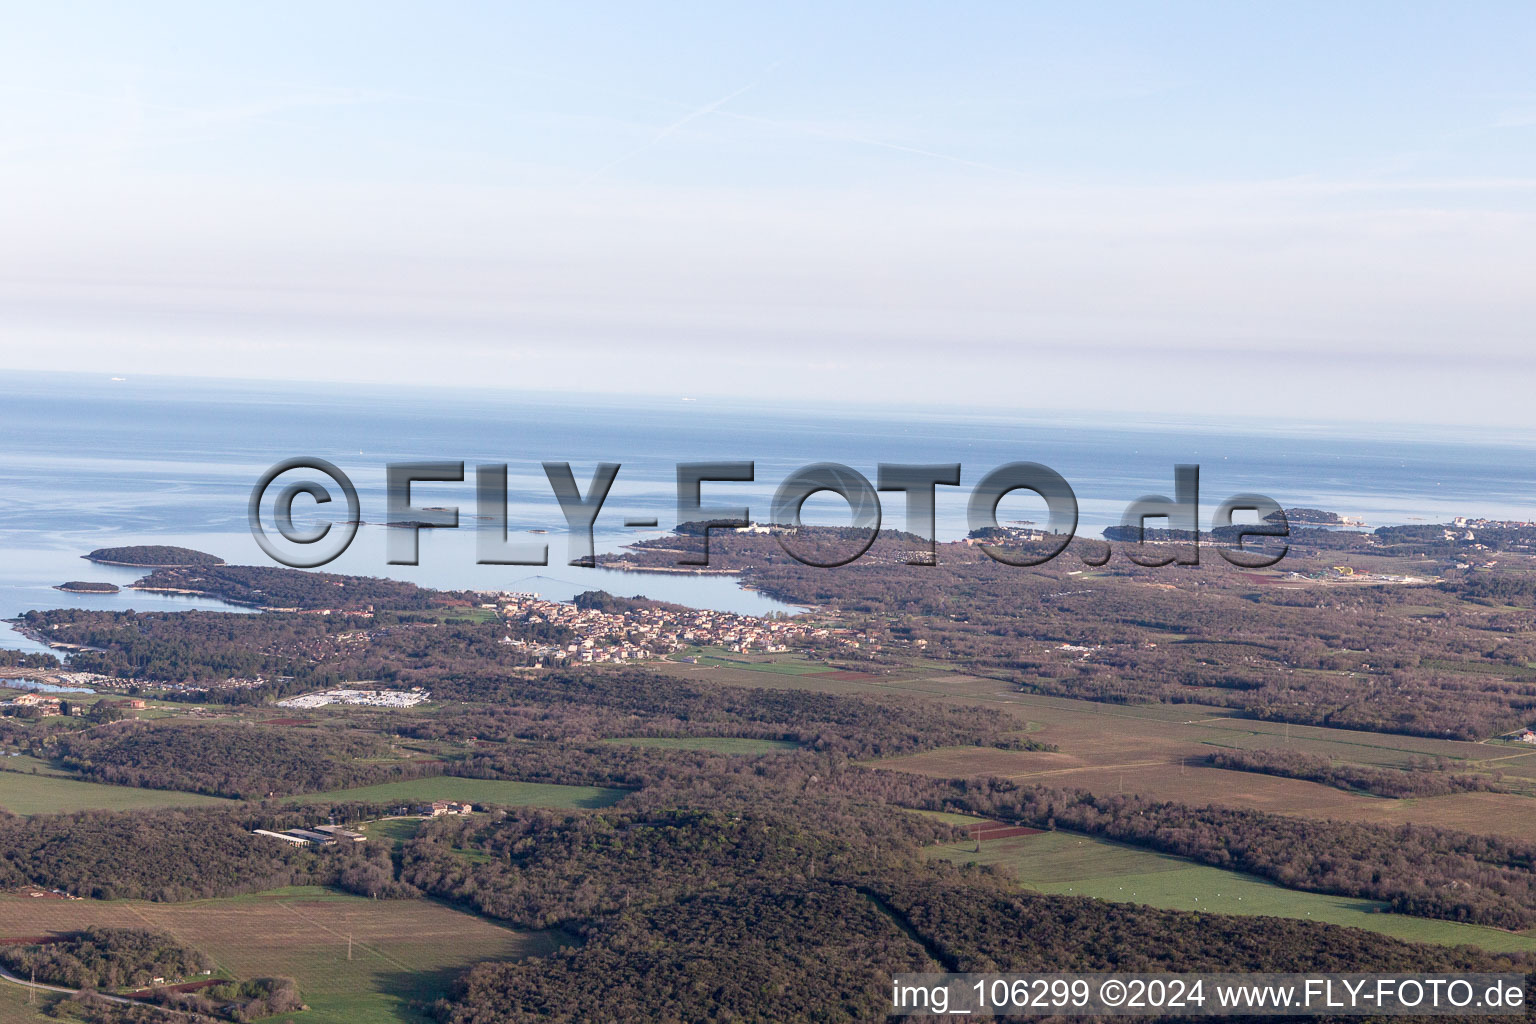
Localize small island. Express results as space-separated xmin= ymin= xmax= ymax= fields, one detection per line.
xmin=54 ymin=581 xmax=121 ymax=594
xmin=84 ymin=545 xmax=226 ymax=567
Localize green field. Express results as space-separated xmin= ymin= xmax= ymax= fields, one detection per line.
xmin=359 ymin=817 xmax=425 ymax=844
xmin=906 ymin=808 xmax=991 ymax=826
xmin=0 ymin=980 xmax=54 ymax=1024
xmin=0 ymin=887 xmax=563 ymax=1024
xmin=394 ymin=606 xmax=499 ymax=624
xmin=1 ymin=755 xmax=71 ymax=776
xmin=928 ymin=831 xmax=1536 ymax=953
xmin=294 ymin=776 xmax=629 ymax=809
xmin=682 ymin=648 xmax=835 ymax=675
xmin=601 ymin=736 xmax=800 ymax=754
xmin=0 ymin=768 xmax=231 ymax=816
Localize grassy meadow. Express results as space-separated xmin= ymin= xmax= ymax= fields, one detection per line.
xmin=928 ymin=830 xmax=1536 ymax=954
xmin=0 ymin=767 xmax=230 ymax=816
xmin=295 ymin=776 xmax=628 ymax=809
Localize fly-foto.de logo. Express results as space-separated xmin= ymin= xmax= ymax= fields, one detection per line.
xmin=248 ymin=459 xmax=1288 ymax=571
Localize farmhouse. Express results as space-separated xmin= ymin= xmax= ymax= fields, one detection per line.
xmin=426 ymin=801 xmax=473 ymax=817
xmin=7 ymin=693 xmax=63 ymax=715
xmin=314 ymin=824 xmax=367 ymax=843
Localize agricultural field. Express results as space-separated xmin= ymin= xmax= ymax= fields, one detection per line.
xmin=671 ymin=659 xmax=1536 ymax=845
xmin=928 ymin=831 xmax=1536 ymax=955
xmin=871 ymin=690 xmax=1536 ymax=842
xmin=0 ymin=767 xmax=230 ymax=816
xmin=294 ymin=776 xmax=629 ymax=809
xmin=0 ymin=887 xmax=565 ymax=1024
xmin=600 ymin=736 xmax=800 ymax=754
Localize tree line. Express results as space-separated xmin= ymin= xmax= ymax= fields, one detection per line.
xmin=1205 ymin=747 xmax=1498 ymax=799
xmin=0 ymin=927 xmax=210 ymax=991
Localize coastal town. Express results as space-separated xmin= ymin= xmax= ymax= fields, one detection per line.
xmin=2 ymin=590 xmax=883 ymax=705
xmin=488 ymin=592 xmax=878 ymax=666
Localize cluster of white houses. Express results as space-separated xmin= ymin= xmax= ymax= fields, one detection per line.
xmin=277 ymin=687 xmax=430 ymax=709
xmin=489 ymin=594 xmax=872 ymax=665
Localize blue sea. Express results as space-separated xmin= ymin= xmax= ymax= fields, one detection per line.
xmin=3 ymin=371 xmax=1535 ymax=654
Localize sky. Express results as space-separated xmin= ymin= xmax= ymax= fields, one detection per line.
xmin=1 ymin=2 xmax=1534 ymax=426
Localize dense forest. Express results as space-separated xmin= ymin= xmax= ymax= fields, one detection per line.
xmin=1450 ymin=572 xmax=1536 ymax=605
xmin=7 ymin=629 xmax=1038 ymax=760
xmin=3 ymin=662 xmax=1041 ymax=804
xmin=0 ymin=797 xmax=454 ymax=902
xmin=0 ymin=648 xmax=59 ymax=669
xmin=0 ymin=808 xmax=318 ymax=900
xmin=0 ymin=927 xmax=211 ymax=991
xmin=400 ymin=804 xmax=944 ymax=928
xmin=400 ymin=666 xmax=1046 ymax=759
xmin=400 ymin=756 xmax=1533 ymax=1024
xmin=441 ymin=871 xmax=1528 ymax=1024
xmin=83 ymin=546 xmax=224 ymax=567
xmin=128 ymin=563 xmax=444 ymax=610
xmin=47 ymin=720 xmax=435 ymax=799
xmin=1376 ymin=523 xmax=1536 ymax=559
xmin=54 ymin=582 xmax=120 ymax=594
xmin=18 ymin=606 xmax=571 ymax=692
xmin=439 ymin=878 xmax=935 ymax=1024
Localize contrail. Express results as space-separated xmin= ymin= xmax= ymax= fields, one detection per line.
xmin=581 ymin=76 xmax=766 ymax=185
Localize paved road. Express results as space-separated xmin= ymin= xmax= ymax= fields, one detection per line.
xmin=0 ymin=961 xmax=99 ymax=999
xmin=0 ymin=962 xmax=190 ymax=1012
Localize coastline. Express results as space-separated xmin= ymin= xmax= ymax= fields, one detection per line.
xmin=596 ymin=559 xmax=740 ymax=576
xmin=125 ymin=584 xmax=270 ymax=610
xmin=82 ymin=557 xmax=225 ymax=568
xmin=0 ymin=620 xmax=105 ymax=654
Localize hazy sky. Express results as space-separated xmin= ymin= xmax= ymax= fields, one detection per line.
xmin=2 ymin=3 xmax=1534 ymax=425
